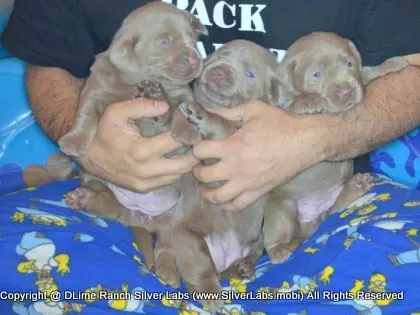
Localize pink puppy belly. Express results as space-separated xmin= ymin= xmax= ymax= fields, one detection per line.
xmin=294 ymin=184 xmax=344 ymax=224
xmin=108 ymin=183 xmax=248 ymax=273
xmin=107 ymin=183 xmax=180 ymax=216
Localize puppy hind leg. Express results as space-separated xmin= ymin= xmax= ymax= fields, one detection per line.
xmin=172 ymin=225 xmax=223 ymax=312
xmin=300 ymin=174 xmax=374 ymax=239
xmin=154 ymin=227 xmax=181 ymax=289
xmin=299 ymin=219 xmax=324 ymax=240
xmin=132 ymin=227 xmax=155 ymax=270
xmin=263 ymin=196 xmax=301 ymax=264
xmin=64 ymin=179 xmax=131 ymax=222
xmin=327 ymin=173 xmax=374 ymax=215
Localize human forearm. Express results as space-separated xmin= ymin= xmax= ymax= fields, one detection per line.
xmin=316 ymin=65 xmax=420 ymax=162
xmin=26 ymin=65 xmax=85 ymax=142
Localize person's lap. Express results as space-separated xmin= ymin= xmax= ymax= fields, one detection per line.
xmin=0 ymin=174 xmax=419 ymax=315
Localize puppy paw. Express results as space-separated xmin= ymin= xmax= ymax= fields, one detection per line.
xmin=289 ymin=93 xmax=328 ymax=115
xmin=267 ymin=239 xmax=301 ymax=264
xmin=203 ymin=299 xmax=225 ymax=313
xmin=382 ymin=56 xmax=409 ymax=73
xmin=171 ymin=104 xmax=202 ymax=145
xmin=237 ymin=259 xmax=255 ymax=279
xmin=328 ymin=173 xmax=374 ymax=215
xmin=188 ymin=282 xmax=224 ymax=312
xmin=178 ymin=102 xmax=207 ymax=128
xmin=219 ymin=258 xmax=255 ymax=280
xmin=58 ymin=133 xmax=90 ymax=157
xmin=135 ymin=80 xmax=166 ymax=100
xmin=156 ymin=258 xmax=181 ymax=289
xmin=349 ymin=173 xmax=374 ymax=193
xmin=64 ymin=188 xmax=94 ymax=210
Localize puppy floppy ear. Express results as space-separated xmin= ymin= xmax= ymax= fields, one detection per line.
xmin=109 ymin=32 xmax=144 ymax=74
xmin=276 ymin=58 xmax=297 ymax=94
xmin=265 ymin=76 xmax=281 ymax=105
xmin=346 ymin=39 xmax=363 ymax=68
xmin=274 ymin=58 xmax=298 ymax=107
xmin=189 ymin=13 xmax=208 ymax=36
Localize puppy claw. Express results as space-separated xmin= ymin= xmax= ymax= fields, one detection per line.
xmin=64 ymin=188 xmax=94 ymax=210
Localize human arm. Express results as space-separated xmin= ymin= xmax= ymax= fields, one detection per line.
xmin=324 ymin=62 xmax=420 ymax=162
xmin=26 ymin=65 xmax=85 ymax=142
xmin=190 ymin=0 xmax=420 ymax=211
xmin=25 ymin=65 xmax=197 ymax=191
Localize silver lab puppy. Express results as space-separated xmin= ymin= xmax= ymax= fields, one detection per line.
xmin=170 ymin=39 xmax=280 ymax=312
xmin=59 ymin=2 xmax=208 ymax=288
xmin=264 ymin=31 xmax=408 ymax=263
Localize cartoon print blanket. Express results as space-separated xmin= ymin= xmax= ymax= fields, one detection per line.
xmin=0 ymin=174 xmax=419 ymax=315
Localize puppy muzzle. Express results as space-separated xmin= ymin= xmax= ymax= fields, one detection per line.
xmin=327 ymin=81 xmax=363 ymax=112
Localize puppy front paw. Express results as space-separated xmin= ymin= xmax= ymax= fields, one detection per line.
xmin=58 ymin=133 xmax=90 ymax=157
xmin=178 ymin=102 xmax=207 ymax=127
xmin=135 ymin=80 xmax=166 ymax=100
xmin=381 ymin=56 xmax=409 ymax=74
xmin=289 ymin=94 xmax=328 ymax=114
xmin=171 ymin=103 xmax=202 ymax=145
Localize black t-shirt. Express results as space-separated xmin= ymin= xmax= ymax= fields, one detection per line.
xmin=2 ymin=0 xmax=420 ymax=173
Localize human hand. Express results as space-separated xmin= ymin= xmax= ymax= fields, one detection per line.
xmin=77 ymin=98 xmax=198 ymax=192
xmin=192 ymin=100 xmax=327 ymax=211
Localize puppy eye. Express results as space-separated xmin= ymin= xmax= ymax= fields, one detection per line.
xmin=159 ymin=36 xmax=173 ymax=48
xmin=312 ymin=71 xmax=323 ymax=78
xmin=347 ymin=60 xmax=353 ymax=68
xmin=245 ymin=70 xmax=255 ymax=78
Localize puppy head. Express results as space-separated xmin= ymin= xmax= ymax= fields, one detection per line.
xmin=277 ymin=32 xmax=364 ymax=113
xmin=193 ymin=40 xmax=281 ymax=109
xmin=109 ymin=2 xmax=208 ymax=85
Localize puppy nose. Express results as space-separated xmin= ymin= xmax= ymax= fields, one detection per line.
xmin=211 ymin=66 xmax=228 ymax=80
xmin=185 ymin=54 xmax=199 ymax=70
xmin=340 ymin=87 xmax=356 ymax=105
xmin=206 ymin=66 xmax=233 ymax=89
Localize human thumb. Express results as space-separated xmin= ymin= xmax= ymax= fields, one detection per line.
xmin=114 ymin=97 xmax=169 ymax=120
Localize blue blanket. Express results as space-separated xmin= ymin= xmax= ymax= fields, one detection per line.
xmin=0 ymin=173 xmax=419 ymax=315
